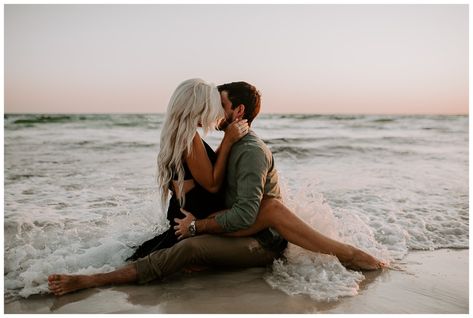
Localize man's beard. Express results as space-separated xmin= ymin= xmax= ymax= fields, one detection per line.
xmin=217 ymin=117 xmax=231 ymax=131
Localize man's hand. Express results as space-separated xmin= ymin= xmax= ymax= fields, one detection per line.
xmin=174 ymin=209 xmax=196 ymax=240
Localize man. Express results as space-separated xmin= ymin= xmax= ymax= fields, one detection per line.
xmin=174 ymin=82 xmax=288 ymax=247
xmin=48 ymin=82 xmax=288 ymax=296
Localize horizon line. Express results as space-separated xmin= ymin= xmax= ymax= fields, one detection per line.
xmin=4 ymin=112 xmax=469 ymax=116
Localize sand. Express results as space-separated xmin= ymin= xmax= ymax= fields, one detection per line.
xmin=4 ymin=249 xmax=468 ymax=314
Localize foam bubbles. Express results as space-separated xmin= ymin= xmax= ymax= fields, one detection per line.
xmin=263 ymin=181 xmax=391 ymax=301
xmin=265 ymin=247 xmax=364 ymax=302
xmin=4 ymin=191 xmax=169 ymax=299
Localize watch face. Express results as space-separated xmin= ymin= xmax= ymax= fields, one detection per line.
xmin=189 ymin=222 xmax=196 ymax=236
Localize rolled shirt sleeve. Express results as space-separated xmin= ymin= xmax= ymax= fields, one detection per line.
xmin=215 ymin=146 xmax=268 ymax=232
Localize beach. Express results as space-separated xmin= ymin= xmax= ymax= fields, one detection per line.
xmin=4 ymin=249 xmax=468 ymax=314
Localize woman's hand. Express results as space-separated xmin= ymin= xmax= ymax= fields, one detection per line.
xmin=223 ymin=119 xmax=249 ymax=145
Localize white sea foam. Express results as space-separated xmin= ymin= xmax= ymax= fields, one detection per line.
xmin=262 ymin=180 xmax=391 ymax=301
xmin=5 ymin=189 xmax=168 ymax=299
xmin=265 ymin=250 xmax=364 ymax=302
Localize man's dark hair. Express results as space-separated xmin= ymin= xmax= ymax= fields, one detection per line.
xmin=217 ymin=81 xmax=261 ymax=124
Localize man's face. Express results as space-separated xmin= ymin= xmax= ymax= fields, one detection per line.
xmin=218 ymin=90 xmax=238 ymax=130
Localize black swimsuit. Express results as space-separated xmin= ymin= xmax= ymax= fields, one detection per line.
xmin=128 ymin=141 xmax=225 ymax=261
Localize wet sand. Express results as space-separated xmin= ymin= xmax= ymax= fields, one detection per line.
xmin=4 ymin=249 xmax=468 ymax=314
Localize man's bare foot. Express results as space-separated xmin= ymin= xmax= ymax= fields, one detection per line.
xmin=48 ymin=274 xmax=94 ymax=296
xmin=342 ymin=247 xmax=386 ymax=271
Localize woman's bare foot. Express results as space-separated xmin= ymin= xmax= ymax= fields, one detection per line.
xmin=48 ymin=274 xmax=94 ymax=296
xmin=342 ymin=247 xmax=386 ymax=271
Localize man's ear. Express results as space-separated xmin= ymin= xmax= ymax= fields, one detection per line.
xmin=236 ymin=104 xmax=245 ymax=120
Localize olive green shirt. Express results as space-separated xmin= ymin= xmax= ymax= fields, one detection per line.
xmin=215 ymin=130 xmax=287 ymax=254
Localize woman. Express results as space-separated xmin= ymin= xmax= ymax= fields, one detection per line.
xmin=129 ymin=78 xmax=383 ymax=270
xmin=128 ymin=78 xmax=248 ymax=260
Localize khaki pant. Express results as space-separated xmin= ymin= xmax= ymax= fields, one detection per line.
xmin=133 ymin=235 xmax=278 ymax=284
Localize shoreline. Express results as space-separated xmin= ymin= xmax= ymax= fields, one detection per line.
xmin=4 ymin=249 xmax=469 ymax=314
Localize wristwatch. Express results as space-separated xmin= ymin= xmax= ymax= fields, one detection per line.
xmin=188 ymin=220 xmax=197 ymax=237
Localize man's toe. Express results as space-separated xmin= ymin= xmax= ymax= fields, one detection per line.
xmin=49 ymin=274 xmax=61 ymax=282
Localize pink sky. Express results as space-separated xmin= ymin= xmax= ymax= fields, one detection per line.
xmin=4 ymin=4 xmax=469 ymax=114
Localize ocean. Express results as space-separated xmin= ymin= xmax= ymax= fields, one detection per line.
xmin=4 ymin=114 xmax=469 ymax=301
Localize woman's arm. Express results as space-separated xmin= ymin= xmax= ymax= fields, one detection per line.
xmin=185 ymin=119 xmax=248 ymax=193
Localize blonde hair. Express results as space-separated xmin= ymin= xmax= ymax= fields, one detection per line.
xmin=157 ymin=78 xmax=224 ymax=210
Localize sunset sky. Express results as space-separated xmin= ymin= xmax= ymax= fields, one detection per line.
xmin=4 ymin=4 xmax=469 ymax=114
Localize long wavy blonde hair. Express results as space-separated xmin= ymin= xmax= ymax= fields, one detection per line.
xmin=157 ymin=78 xmax=225 ymax=210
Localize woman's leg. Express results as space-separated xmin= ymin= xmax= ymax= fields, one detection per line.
xmin=225 ymin=198 xmax=383 ymax=270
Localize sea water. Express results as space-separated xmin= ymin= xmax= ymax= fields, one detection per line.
xmin=4 ymin=114 xmax=468 ymax=301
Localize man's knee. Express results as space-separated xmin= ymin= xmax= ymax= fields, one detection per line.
xmin=174 ymin=236 xmax=208 ymax=260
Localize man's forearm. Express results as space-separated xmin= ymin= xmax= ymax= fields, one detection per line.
xmin=195 ymin=218 xmax=225 ymax=234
